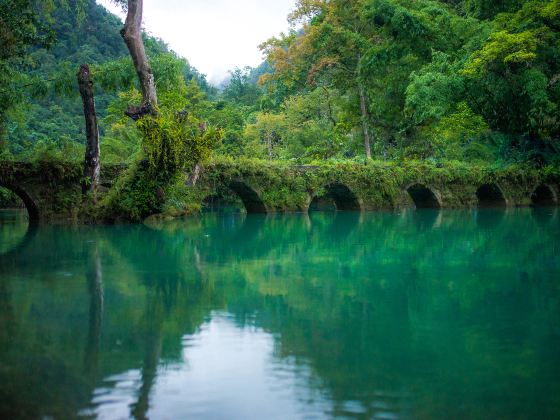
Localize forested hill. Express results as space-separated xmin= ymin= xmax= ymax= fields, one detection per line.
xmin=1 ymin=0 xmax=558 ymax=168
xmin=3 ymin=0 xmax=210 ymax=159
xmin=4 ymin=1 xmax=125 ymax=157
xmin=255 ymin=0 xmax=560 ymax=164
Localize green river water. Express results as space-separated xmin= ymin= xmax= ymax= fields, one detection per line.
xmin=0 ymin=208 xmax=559 ymax=419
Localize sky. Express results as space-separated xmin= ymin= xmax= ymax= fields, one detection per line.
xmin=97 ymin=0 xmax=296 ymax=86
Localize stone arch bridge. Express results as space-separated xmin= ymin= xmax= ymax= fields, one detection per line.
xmin=1 ymin=160 xmax=558 ymax=222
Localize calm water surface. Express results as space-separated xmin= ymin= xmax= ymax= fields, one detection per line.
xmin=0 ymin=208 xmax=559 ymax=419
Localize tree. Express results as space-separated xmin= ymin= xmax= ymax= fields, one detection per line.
xmin=244 ymin=113 xmax=286 ymax=159
xmin=222 ymin=67 xmax=262 ymax=108
xmin=78 ymin=64 xmax=101 ymax=196
xmin=261 ymin=0 xmax=377 ymax=159
xmin=0 ymin=0 xmax=54 ymax=144
xmin=113 ymin=0 xmax=158 ymax=119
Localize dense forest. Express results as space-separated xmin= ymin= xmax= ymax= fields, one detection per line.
xmin=1 ymin=0 xmax=211 ymax=161
xmin=1 ymin=0 xmax=558 ymax=166
xmin=0 ymin=0 xmax=559 ymax=214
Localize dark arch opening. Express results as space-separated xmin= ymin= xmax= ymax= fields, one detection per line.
xmin=0 ymin=183 xmax=39 ymax=223
xmin=407 ymin=184 xmax=440 ymax=209
xmin=309 ymin=183 xmax=361 ymax=212
xmin=476 ymin=183 xmax=506 ymax=208
xmin=531 ymin=185 xmax=556 ymax=206
xmin=228 ymin=182 xmax=268 ymax=214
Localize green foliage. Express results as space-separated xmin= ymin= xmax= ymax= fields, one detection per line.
xmin=2 ymin=0 xmax=215 ymax=164
xmin=0 ymin=186 xmax=21 ymax=208
xmin=0 ymin=0 xmax=54 ymax=141
xmin=431 ymin=102 xmax=491 ymax=160
xmin=138 ymin=112 xmax=220 ymax=181
xmin=2 ymin=0 xmax=559 ymax=222
xmin=253 ymin=0 xmax=560 ymax=164
xmin=462 ymin=30 xmax=538 ymax=76
xmin=100 ymin=159 xmax=163 ymax=222
xmin=222 ymin=67 xmax=263 ymax=109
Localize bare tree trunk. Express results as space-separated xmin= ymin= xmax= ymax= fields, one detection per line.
xmin=78 ymin=64 xmax=101 ymax=196
xmin=121 ymin=0 xmax=158 ymax=120
xmin=358 ymin=84 xmax=372 ymax=160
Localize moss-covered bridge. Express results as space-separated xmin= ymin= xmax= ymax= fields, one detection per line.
xmin=1 ymin=159 xmax=558 ymax=222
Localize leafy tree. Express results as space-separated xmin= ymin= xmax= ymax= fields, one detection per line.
xmin=222 ymin=67 xmax=263 ymax=108
xmin=261 ymin=0 xmax=378 ymax=158
xmin=0 ymin=0 xmax=53 ymax=146
xmin=244 ymin=112 xmax=287 ymax=159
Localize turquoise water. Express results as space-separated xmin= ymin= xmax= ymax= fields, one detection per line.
xmin=0 ymin=208 xmax=559 ymax=419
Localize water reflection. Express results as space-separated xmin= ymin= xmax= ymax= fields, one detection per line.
xmin=0 ymin=209 xmax=32 ymax=255
xmin=84 ymin=244 xmax=104 ymax=384
xmin=0 ymin=209 xmax=559 ymax=419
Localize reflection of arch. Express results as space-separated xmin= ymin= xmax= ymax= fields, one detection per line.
xmin=532 ymin=207 xmax=556 ymax=226
xmin=476 ymin=208 xmax=506 ymax=229
xmin=406 ymin=184 xmax=441 ymax=209
xmin=0 ymin=181 xmax=39 ymax=223
xmin=309 ymin=183 xmax=361 ymax=211
xmin=228 ymin=181 xmax=268 ymax=214
xmin=531 ymin=184 xmax=557 ymax=206
xmin=0 ymin=223 xmax=38 ymax=258
xmin=476 ymin=183 xmax=506 ymax=208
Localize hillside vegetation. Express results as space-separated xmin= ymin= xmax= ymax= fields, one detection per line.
xmin=1 ymin=0 xmax=559 ymax=171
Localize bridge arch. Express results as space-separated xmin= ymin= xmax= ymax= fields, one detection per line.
xmin=227 ymin=181 xmax=268 ymax=213
xmin=0 ymin=181 xmax=39 ymax=223
xmin=309 ymin=183 xmax=361 ymax=211
xmin=406 ymin=184 xmax=441 ymax=209
xmin=476 ymin=183 xmax=506 ymax=207
xmin=531 ymin=184 xmax=557 ymax=206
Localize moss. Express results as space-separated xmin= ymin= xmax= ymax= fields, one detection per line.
xmin=98 ymin=159 xmax=163 ymax=222
xmin=182 ymin=157 xmax=560 ymax=213
xmin=1 ymin=157 xmax=558 ymax=223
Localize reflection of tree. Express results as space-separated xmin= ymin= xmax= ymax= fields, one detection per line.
xmin=1 ymin=209 xmax=560 ymax=418
xmin=187 ymin=210 xmax=560 ymax=417
xmin=0 ymin=280 xmax=15 ymax=348
xmin=0 ymin=210 xmax=29 ymax=255
xmin=131 ymin=294 xmax=163 ymax=420
xmin=83 ymin=245 xmax=104 ymax=383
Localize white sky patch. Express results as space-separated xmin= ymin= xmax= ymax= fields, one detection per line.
xmin=96 ymin=0 xmax=296 ymax=85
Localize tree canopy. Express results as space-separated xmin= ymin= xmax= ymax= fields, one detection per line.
xmin=0 ymin=0 xmax=558 ymax=167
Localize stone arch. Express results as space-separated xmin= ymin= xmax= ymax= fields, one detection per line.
xmin=406 ymin=184 xmax=441 ymax=209
xmin=309 ymin=183 xmax=361 ymax=211
xmin=476 ymin=183 xmax=506 ymax=208
xmin=531 ymin=184 xmax=557 ymax=206
xmin=0 ymin=181 xmax=39 ymax=223
xmin=228 ymin=181 xmax=268 ymax=213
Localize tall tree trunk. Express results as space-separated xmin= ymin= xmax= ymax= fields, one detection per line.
xmin=78 ymin=64 xmax=101 ymax=196
xmin=358 ymin=84 xmax=372 ymax=160
xmin=121 ymin=0 xmax=158 ymax=120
